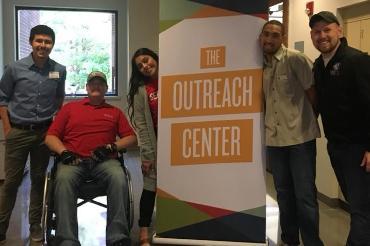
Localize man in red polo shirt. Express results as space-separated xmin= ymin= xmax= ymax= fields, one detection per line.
xmin=45 ymin=71 xmax=137 ymax=246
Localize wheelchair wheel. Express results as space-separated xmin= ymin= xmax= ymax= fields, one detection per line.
xmin=123 ymin=164 xmax=134 ymax=230
xmin=41 ymin=171 xmax=56 ymax=245
xmin=41 ymin=172 xmax=50 ymax=244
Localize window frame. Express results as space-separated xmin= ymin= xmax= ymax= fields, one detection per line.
xmin=15 ymin=6 xmax=119 ymax=97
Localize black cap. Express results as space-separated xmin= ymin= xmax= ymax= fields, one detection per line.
xmin=309 ymin=11 xmax=340 ymax=28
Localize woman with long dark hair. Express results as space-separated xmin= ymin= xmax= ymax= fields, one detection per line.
xmin=127 ymin=48 xmax=158 ymax=246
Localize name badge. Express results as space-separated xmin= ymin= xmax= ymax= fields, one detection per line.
xmin=49 ymin=71 xmax=60 ymax=79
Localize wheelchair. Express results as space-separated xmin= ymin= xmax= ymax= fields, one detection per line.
xmin=41 ymin=153 xmax=134 ymax=245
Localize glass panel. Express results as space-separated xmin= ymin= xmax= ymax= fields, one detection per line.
xmin=268 ymin=3 xmax=283 ymax=22
xmin=16 ymin=7 xmax=118 ymax=96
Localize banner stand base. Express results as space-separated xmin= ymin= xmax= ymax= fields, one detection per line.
xmin=152 ymin=234 xmax=268 ymax=245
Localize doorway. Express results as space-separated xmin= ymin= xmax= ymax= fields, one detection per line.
xmin=340 ymin=1 xmax=370 ymax=54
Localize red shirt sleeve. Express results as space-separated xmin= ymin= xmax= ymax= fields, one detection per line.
xmin=117 ymin=109 xmax=134 ymax=138
xmin=47 ymin=103 xmax=71 ymax=139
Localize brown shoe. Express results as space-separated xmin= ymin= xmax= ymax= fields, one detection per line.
xmin=30 ymin=223 xmax=43 ymax=242
xmin=0 ymin=234 xmax=6 ymax=245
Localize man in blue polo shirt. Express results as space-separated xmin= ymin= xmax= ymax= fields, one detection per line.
xmin=0 ymin=25 xmax=66 ymax=243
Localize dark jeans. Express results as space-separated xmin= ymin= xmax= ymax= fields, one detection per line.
xmin=0 ymin=128 xmax=50 ymax=235
xmin=267 ymin=140 xmax=323 ymax=246
xmin=327 ymin=142 xmax=370 ymax=246
xmin=54 ymin=159 xmax=130 ymax=246
xmin=138 ymin=189 xmax=156 ymax=227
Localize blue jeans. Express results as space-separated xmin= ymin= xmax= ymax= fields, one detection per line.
xmin=54 ymin=159 xmax=130 ymax=246
xmin=267 ymin=140 xmax=323 ymax=246
xmin=327 ymin=142 xmax=370 ymax=246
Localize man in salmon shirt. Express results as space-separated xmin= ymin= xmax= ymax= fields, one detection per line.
xmin=45 ymin=71 xmax=137 ymax=246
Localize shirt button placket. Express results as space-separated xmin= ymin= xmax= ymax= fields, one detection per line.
xmin=36 ymin=80 xmax=42 ymax=119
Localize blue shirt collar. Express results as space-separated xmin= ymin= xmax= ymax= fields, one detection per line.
xmin=24 ymin=53 xmax=53 ymax=69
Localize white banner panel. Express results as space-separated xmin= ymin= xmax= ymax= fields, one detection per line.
xmin=156 ymin=1 xmax=267 ymax=244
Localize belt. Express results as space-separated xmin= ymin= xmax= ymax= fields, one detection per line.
xmin=11 ymin=120 xmax=52 ymax=131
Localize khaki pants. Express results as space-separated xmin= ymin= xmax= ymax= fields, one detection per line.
xmin=0 ymin=127 xmax=50 ymax=234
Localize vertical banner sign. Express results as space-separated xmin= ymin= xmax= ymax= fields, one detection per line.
xmin=156 ymin=1 xmax=268 ymax=245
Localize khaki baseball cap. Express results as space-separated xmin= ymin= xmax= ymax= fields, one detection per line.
xmin=87 ymin=71 xmax=107 ymax=84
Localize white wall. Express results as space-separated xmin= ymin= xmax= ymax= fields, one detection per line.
xmin=126 ymin=0 xmax=159 ymax=106
xmin=0 ymin=0 xmax=3 ymax=75
xmin=0 ymin=0 xmax=159 ymax=109
xmin=289 ymin=0 xmax=367 ymax=199
xmin=128 ymin=0 xmax=159 ymax=53
xmin=289 ymin=0 xmax=366 ymax=60
xmin=0 ymin=0 xmax=5 ymax=179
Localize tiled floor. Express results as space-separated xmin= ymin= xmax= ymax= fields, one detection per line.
xmin=0 ymin=151 xmax=350 ymax=245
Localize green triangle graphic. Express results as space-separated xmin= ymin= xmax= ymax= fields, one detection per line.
xmin=240 ymin=206 xmax=266 ymax=218
xmin=156 ymin=196 xmax=211 ymax=234
xmin=156 ymin=195 xmax=266 ymax=234
xmin=160 ymin=20 xmax=182 ymax=33
xmin=160 ymin=0 xmax=204 ymax=33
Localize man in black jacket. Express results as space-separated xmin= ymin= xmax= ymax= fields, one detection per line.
xmin=310 ymin=11 xmax=370 ymax=245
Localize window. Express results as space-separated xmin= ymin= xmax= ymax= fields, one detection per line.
xmin=16 ymin=7 xmax=118 ymax=96
xmin=268 ymin=3 xmax=283 ymax=22
xmin=268 ymin=0 xmax=289 ymax=46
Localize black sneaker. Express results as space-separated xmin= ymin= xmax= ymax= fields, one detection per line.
xmin=29 ymin=223 xmax=43 ymax=242
xmin=0 ymin=234 xmax=5 ymax=245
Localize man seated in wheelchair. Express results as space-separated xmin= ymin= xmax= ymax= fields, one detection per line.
xmin=45 ymin=71 xmax=137 ymax=246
